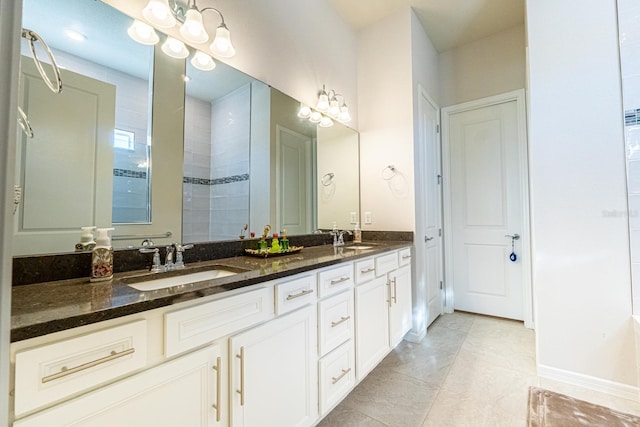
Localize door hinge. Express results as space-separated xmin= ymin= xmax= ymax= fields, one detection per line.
xmin=436 ymin=124 xmax=440 ymax=133
xmin=439 ymin=281 xmax=443 ymax=290
xmin=438 ymin=228 xmax=442 ymax=237
xmin=437 ymin=174 xmax=442 ymax=185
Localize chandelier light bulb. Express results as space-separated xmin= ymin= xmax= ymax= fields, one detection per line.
xmin=162 ymin=36 xmax=189 ymax=59
xmin=191 ymin=51 xmax=216 ymax=71
xmin=180 ymin=8 xmax=209 ymax=44
xmin=298 ymin=104 xmax=312 ymax=118
xmin=142 ymin=0 xmax=176 ymax=29
xmin=316 ymin=92 xmax=329 ymax=112
xmin=329 ymin=99 xmax=340 ymax=116
xmin=319 ymin=115 xmax=334 ymax=128
xmin=210 ymin=24 xmax=236 ymax=58
xmin=339 ymin=105 xmax=351 ymax=123
xmin=309 ymin=111 xmax=322 ymax=123
xmin=127 ymin=20 xmax=159 ymax=45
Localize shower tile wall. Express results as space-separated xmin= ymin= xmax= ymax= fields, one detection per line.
xmin=24 ymin=42 xmax=153 ymax=224
xmin=619 ymin=0 xmax=640 ymax=314
xmin=182 ymin=84 xmax=251 ymax=243
xmin=183 ymin=96 xmax=213 ymax=244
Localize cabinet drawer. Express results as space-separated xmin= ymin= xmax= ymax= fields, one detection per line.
xmin=319 ymin=340 xmax=355 ymax=416
xmin=375 ymin=251 xmax=399 ymax=277
xmin=317 ymin=263 xmax=353 ymax=298
xmin=165 ymin=287 xmax=274 ymax=357
xmin=398 ymin=247 xmax=412 ymax=266
xmin=14 ymin=319 xmax=147 ymax=418
xmin=355 ymin=258 xmax=376 ymax=284
xmin=318 ymin=290 xmax=354 ymax=356
xmin=275 ymin=274 xmax=316 ymax=315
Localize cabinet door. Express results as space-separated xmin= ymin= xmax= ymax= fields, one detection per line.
xmin=388 ymin=265 xmax=413 ymax=348
xmin=354 ymin=276 xmax=390 ymax=380
xmin=14 ymin=346 xmax=220 ymax=427
xmin=230 ymin=305 xmax=318 ymax=427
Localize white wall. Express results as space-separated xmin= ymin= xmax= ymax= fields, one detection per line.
xmin=358 ymin=7 xmax=414 ymax=232
xmin=439 ymin=25 xmax=526 ymax=107
xmin=527 ymin=0 xmax=637 ymax=391
xmin=104 ymin=0 xmax=358 ymax=128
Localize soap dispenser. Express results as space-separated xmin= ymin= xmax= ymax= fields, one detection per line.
xmin=353 ymin=222 xmax=362 ymax=243
xmin=75 ymin=226 xmax=96 ymax=252
xmin=91 ymin=228 xmax=115 ymax=282
xmin=270 ymin=233 xmax=281 ymax=253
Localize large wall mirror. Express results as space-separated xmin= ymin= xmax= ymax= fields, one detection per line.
xmin=14 ymin=0 xmax=360 ymax=256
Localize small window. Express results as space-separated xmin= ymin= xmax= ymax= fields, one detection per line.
xmin=113 ymin=129 xmax=135 ymax=150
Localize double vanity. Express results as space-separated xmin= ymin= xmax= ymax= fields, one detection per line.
xmin=9 ymin=241 xmax=413 ymax=426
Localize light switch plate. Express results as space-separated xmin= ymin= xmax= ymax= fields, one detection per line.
xmin=364 ymin=211 xmax=372 ymax=225
xmin=350 ymin=212 xmax=357 ymax=224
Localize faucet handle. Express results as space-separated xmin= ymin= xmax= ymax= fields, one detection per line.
xmin=174 ymin=243 xmax=193 ymax=269
xmin=139 ymin=247 xmax=163 ymax=273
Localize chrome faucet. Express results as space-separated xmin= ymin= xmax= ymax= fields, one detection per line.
xmin=331 ymin=230 xmax=352 ymax=247
xmin=173 ymin=243 xmax=193 ymax=269
xmin=138 ymin=247 xmax=163 ymax=273
xmin=139 ymin=243 xmax=193 ymax=272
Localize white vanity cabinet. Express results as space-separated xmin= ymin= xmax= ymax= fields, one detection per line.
xmin=14 ymin=345 xmax=220 ymax=427
xmin=229 ymin=304 xmax=318 ymax=427
xmin=354 ymin=249 xmax=413 ymax=380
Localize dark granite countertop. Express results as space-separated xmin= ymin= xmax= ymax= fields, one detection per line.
xmin=11 ymin=242 xmax=411 ymax=343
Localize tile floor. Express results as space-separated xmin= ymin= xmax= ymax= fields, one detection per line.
xmin=317 ymin=311 xmax=640 ymax=427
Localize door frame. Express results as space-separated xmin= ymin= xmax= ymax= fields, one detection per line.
xmin=441 ymin=89 xmax=533 ymax=329
xmin=409 ymin=85 xmax=442 ymax=342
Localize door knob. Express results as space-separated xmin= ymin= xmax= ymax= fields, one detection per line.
xmin=425 ymin=236 xmax=434 ymax=242
xmin=504 ymin=234 xmax=520 ymax=240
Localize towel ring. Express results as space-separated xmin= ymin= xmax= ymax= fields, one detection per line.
xmin=321 ymin=172 xmax=335 ymax=186
xmin=22 ymin=29 xmax=62 ymax=94
xmin=17 ymin=106 xmax=34 ymax=139
xmin=381 ymin=165 xmax=397 ymax=180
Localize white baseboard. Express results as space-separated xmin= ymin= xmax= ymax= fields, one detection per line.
xmin=537 ymin=364 xmax=640 ymax=402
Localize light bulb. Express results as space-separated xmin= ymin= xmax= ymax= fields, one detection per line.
xmin=161 ymin=36 xmax=189 ymax=59
xmin=309 ymin=111 xmax=322 ymax=123
xmin=191 ymin=51 xmax=216 ymax=71
xmin=210 ymin=24 xmax=236 ymax=58
xmin=319 ymin=115 xmax=334 ymax=128
xmin=316 ymin=93 xmax=329 ymax=112
xmin=180 ymin=8 xmax=209 ymax=44
xmin=339 ymin=105 xmax=351 ymax=122
xmin=142 ymin=0 xmax=176 ymax=28
xmin=329 ymin=99 xmax=340 ymax=116
xmin=298 ymin=104 xmax=311 ymax=118
xmin=127 ymin=20 xmax=159 ymax=45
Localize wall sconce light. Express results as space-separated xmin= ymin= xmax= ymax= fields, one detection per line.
xmin=128 ymin=0 xmax=235 ymax=72
xmin=298 ymin=84 xmax=351 ymax=127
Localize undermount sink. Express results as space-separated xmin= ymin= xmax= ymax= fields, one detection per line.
xmin=344 ymin=245 xmax=374 ymax=250
xmin=125 ymin=267 xmax=245 ymax=291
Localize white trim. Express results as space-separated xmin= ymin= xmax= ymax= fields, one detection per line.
xmin=537 ymin=364 xmax=640 ymax=402
xmin=441 ymin=89 xmax=534 ymax=328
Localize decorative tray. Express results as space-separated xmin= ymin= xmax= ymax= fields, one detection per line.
xmin=244 ymin=246 xmax=304 ymax=258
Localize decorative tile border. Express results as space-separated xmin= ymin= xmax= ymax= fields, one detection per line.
xmin=625 ymin=109 xmax=640 ymax=126
xmin=183 ymin=173 xmax=249 ymax=186
xmin=113 ymin=168 xmax=147 ymax=179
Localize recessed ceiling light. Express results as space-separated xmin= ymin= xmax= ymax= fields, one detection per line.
xmin=65 ymin=29 xmax=87 ymax=42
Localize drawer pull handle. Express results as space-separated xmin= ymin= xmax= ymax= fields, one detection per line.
xmin=212 ymin=356 xmax=222 ymax=421
xmin=331 ymin=316 xmax=351 ymax=327
xmin=331 ymin=368 xmax=352 ymax=384
xmin=286 ymin=289 xmax=314 ymax=300
xmin=402 ymin=255 xmax=411 ymax=260
xmin=392 ymin=278 xmax=398 ymax=304
xmin=360 ymin=267 xmax=375 ymax=274
xmin=330 ymin=276 xmax=350 ymax=285
xmin=386 ymin=280 xmax=393 ymax=307
xmin=236 ymin=346 xmax=245 ymax=406
xmin=41 ymin=348 xmax=135 ymax=383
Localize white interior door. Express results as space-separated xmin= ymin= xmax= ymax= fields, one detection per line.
xmin=444 ymin=92 xmax=528 ymax=321
xmin=276 ymin=125 xmax=312 ymax=235
xmin=418 ymin=90 xmax=444 ymax=328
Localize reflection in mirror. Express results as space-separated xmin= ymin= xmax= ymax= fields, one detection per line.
xmin=15 ymin=0 xmax=153 ymax=255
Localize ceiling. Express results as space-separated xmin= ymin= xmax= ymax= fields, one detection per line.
xmin=328 ymin=0 xmax=525 ymax=52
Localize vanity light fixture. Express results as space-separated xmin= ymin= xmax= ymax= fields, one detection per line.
xmin=127 ymin=20 xmax=160 ymax=45
xmin=191 ymin=50 xmax=216 ymax=71
xmin=297 ymin=85 xmax=352 ymax=127
xmin=161 ymin=36 xmax=189 ymax=59
xmin=140 ymin=0 xmax=236 ymax=58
